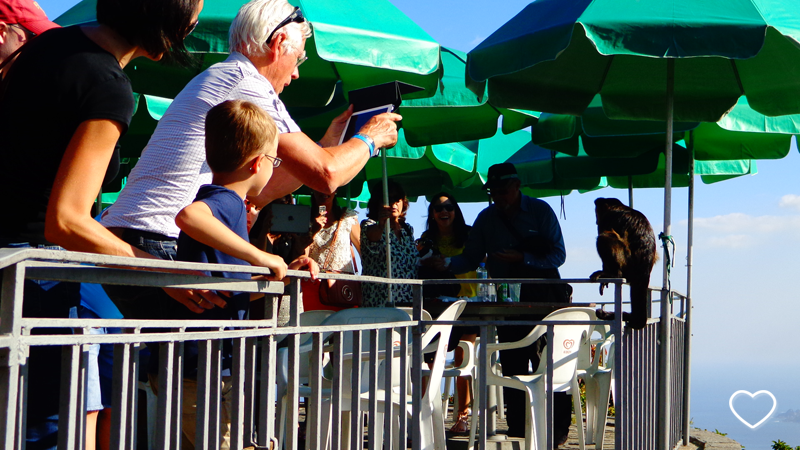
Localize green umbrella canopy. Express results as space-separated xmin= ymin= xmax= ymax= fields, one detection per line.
xmin=607 ymin=154 xmax=758 ymax=188
xmin=532 ymin=97 xmax=800 ymax=160
xmin=56 ymin=0 xmax=441 ymax=107
xmin=291 ymin=48 xmax=539 ymax=148
xmin=466 ymin=0 xmax=800 ymax=121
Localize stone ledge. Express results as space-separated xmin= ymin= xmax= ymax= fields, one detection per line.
xmin=689 ymin=428 xmax=743 ymax=450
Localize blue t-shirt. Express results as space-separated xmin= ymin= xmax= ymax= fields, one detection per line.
xmin=176 ymin=185 xmax=251 ymax=377
xmin=177 ymin=184 xmax=251 ymax=321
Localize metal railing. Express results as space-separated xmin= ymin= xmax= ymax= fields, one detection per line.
xmin=0 ymin=248 xmax=690 ymax=450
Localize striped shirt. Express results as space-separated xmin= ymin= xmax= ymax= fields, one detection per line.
xmin=101 ymin=52 xmax=300 ymax=238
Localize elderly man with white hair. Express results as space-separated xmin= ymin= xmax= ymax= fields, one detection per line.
xmin=102 ymin=0 xmax=401 ymax=311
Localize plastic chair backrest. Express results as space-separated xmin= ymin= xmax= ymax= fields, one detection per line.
xmin=419 ymin=301 xmax=467 ymax=403
xmin=320 ymin=307 xmax=412 ymax=353
xmin=532 ymin=307 xmax=594 ymax=387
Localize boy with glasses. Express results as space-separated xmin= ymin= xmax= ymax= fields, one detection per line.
xmin=172 ymin=99 xmax=318 ymax=449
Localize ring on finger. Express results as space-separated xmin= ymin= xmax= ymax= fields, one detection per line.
xmin=195 ymin=297 xmax=204 ymax=305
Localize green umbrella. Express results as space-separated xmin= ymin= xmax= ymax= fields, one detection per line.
xmin=466 ymin=2 xmax=800 ymax=441
xmin=533 ymin=96 xmax=800 ymax=160
xmin=55 ymin=0 xmax=442 ymax=107
xmin=466 ymin=0 xmax=800 ymax=121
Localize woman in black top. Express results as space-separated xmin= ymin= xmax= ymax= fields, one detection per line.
xmin=0 ymin=1 xmax=204 ymax=447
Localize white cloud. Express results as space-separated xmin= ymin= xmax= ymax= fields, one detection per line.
xmin=704 ymin=234 xmax=751 ymax=249
xmin=692 ymin=213 xmax=800 ymax=235
xmin=779 ymin=194 xmax=800 ymax=211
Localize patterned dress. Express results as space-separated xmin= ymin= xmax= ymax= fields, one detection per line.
xmin=308 ymin=209 xmax=359 ymax=273
xmin=360 ymin=219 xmax=419 ymax=307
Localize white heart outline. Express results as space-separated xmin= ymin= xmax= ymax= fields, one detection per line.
xmin=728 ymin=390 xmax=777 ymax=429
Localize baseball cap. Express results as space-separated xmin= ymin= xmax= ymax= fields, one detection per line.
xmin=0 ymin=0 xmax=59 ymax=35
xmin=482 ymin=162 xmax=519 ymax=190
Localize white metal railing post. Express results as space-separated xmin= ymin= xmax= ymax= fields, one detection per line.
xmin=287 ymin=279 xmax=301 ymax=450
xmin=0 ymin=263 xmax=26 ymax=450
xmin=658 ymin=288 xmax=672 ymax=450
xmin=614 ymin=281 xmax=624 ymax=450
xmin=410 ymin=284 xmax=423 ymax=450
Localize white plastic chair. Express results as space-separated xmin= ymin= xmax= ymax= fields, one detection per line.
xmin=316 ymin=307 xmax=413 ymax=450
xmin=468 ymin=307 xmax=595 ymax=450
xmin=320 ymin=301 xmax=466 ymax=450
xmin=275 ymin=310 xmax=335 ymax=449
xmin=438 ymin=340 xmax=475 ymax=420
xmin=577 ymin=326 xmax=615 ymax=450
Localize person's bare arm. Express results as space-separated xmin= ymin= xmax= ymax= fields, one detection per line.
xmin=350 ymin=220 xmax=361 ymax=255
xmin=45 ymin=119 xmax=225 ymax=313
xmin=176 ymin=202 xmax=288 ymax=280
xmin=248 ymin=112 xmax=402 ymax=207
xmin=46 ymin=119 xmax=154 ymax=258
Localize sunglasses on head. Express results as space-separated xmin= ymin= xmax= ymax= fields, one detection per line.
xmin=433 ymin=204 xmax=455 ymax=213
xmin=266 ymin=7 xmax=305 ymax=45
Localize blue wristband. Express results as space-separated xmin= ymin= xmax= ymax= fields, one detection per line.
xmin=352 ymin=133 xmax=376 ymax=157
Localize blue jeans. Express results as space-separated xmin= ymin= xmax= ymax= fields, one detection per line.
xmin=101 ymin=228 xmax=180 ymax=320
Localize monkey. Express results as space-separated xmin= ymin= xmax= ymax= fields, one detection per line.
xmin=590 ymin=198 xmax=657 ymax=330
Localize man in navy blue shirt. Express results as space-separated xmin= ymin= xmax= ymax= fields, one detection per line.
xmin=448 ymin=163 xmax=571 ymax=445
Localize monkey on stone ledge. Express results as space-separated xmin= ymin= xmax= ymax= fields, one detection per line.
xmin=590 ymin=198 xmax=657 ymax=330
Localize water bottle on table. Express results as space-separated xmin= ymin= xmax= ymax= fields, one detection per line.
xmin=476 ymin=263 xmax=488 ymax=301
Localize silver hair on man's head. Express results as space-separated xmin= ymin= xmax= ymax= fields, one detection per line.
xmin=229 ymin=0 xmax=312 ymax=56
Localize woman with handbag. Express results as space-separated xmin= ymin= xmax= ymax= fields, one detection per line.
xmin=360 ymin=180 xmax=418 ymax=307
xmin=303 ymin=189 xmax=362 ymax=311
xmin=420 ymin=192 xmax=479 ymax=433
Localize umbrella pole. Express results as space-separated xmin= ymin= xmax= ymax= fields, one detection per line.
xmin=683 ymin=132 xmax=695 ymax=445
xmin=381 ymin=150 xmax=393 ymax=305
xmin=628 ymin=175 xmax=634 ymax=208
xmin=658 ymin=58 xmax=675 ymax=450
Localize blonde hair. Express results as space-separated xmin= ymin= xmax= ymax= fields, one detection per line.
xmin=229 ymin=0 xmax=312 ymax=56
xmin=205 ymin=100 xmax=278 ymax=173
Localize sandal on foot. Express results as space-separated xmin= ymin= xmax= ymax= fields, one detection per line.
xmin=449 ymin=408 xmax=471 ymax=434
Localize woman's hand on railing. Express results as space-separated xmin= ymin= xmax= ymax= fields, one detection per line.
xmin=287 ymin=255 xmax=319 ymax=282
xmin=164 ymin=287 xmax=227 ymax=314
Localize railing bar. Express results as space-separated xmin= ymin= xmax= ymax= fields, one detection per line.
xmin=411 ymin=285 xmax=423 ymax=450
xmin=383 ymin=326 xmax=395 ymax=450
xmin=308 ymin=333 xmax=324 ymax=450
xmin=171 ymin=338 xmax=184 ymax=450
xmin=128 ymin=342 xmax=140 ymax=450
xmin=258 ymin=333 xmax=277 ymax=446
xmin=231 ymin=338 xmax=246 ymax=450
xmin=243 ymin=337 xmax=257 ymax=447
xmin=0 ymin=264 xmax=25 ymax=450
xmin=196 ymin=340 xmax=212 ymax=450
xmin=57 ymin=345 xmax=80 ymax=450
xmin=367 ymin=329 xmax=379 ymax=450
xmin=286 ymin=337 xmax=301 ymax=445
xmin=110 ymin=342 xmax=131 ymax=450
xmin=545 ymin=325 xmax=554 ymax=450
xmin=477 ymin=324 xmax=489 ymax=450
xmin=211 ymin=338 xmax=223 ymax=450
xmin=331 ymin=332 xmax=343 ymax=450
xmin=397 ymin=328 xmax=408 ymax=450
xmin=350 ymin=330 xmax=363 ymax=450
xmin=75 ymin=340 xmax=89 ymax=450
xmin=16 ymin=355 xmax=28 ymax=450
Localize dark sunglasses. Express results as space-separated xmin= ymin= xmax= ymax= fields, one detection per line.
xmin=185 ymin=20 xmax=199 ymax=38
xmin=266 ymin=7 xmax=305 ymax=45
xmin=433 ymin=204 xmax=455 ymax=213
xmin=489 ymin=188 xmax=510 ymax=196
xmin=10 ymin=23 xmax=36 ymax=39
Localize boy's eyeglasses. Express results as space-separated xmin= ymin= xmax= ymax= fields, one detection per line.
xmin=266 ymin=7 xmax=305 ymax=45
xmin=433 ymin=204 xmax=455 ymax=213
xmin=263 ymin=154 xmax=282 ymax=168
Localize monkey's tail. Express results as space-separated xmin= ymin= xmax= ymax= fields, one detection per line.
xmin=628 ymin=280 xmax=650 ymax=330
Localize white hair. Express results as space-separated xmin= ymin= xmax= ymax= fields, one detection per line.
xmin=229 ymin=0 xmax=312 ymax=56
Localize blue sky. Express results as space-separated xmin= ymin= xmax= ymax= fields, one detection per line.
xmin=37 ymin=0 xmax=800 ymax=444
